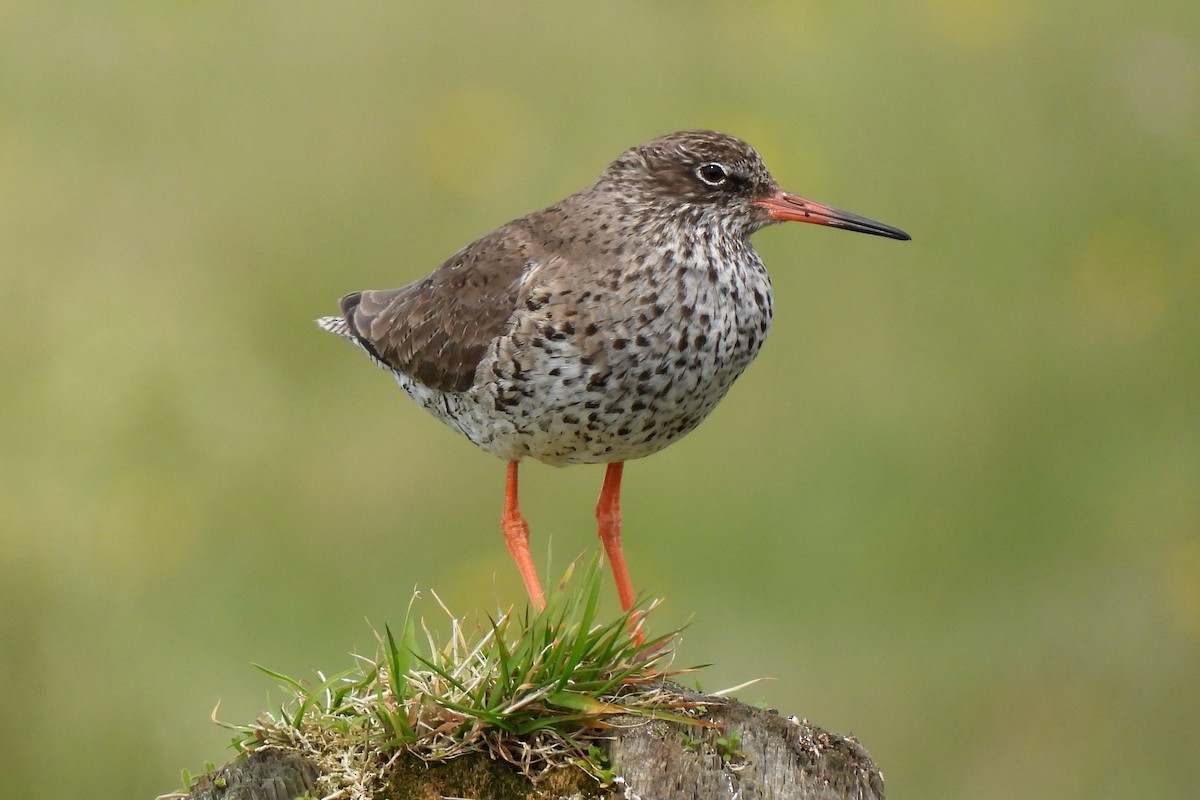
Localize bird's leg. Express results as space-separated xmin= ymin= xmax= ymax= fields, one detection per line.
xmin=502 ymin=460 xmax=545 ymax=610
xmin=596 ymin=462 xmax=637 ymax=612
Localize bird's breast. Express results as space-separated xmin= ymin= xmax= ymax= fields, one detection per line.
xmin=467 ymin=241 xmax=774 ymax=464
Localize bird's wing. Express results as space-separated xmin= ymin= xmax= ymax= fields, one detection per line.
xmin=338 ymin=225 xmax=537 ymax=394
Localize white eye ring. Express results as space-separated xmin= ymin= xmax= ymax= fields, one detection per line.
xmin=696 ymin=162 xmax=729 ymax=186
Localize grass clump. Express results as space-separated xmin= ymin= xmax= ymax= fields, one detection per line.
xmin=211 ymin=553 xmax=699 ymax=798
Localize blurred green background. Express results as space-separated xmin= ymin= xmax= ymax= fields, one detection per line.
xmin=2 ymin=2 xmax=1197 ymax=798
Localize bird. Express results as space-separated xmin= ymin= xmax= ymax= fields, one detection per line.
xmin=317 ymin=130 xmax=909 ymax=613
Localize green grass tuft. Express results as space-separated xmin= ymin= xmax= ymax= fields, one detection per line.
xmin=209 ymin=552 xmax=705 ymax=797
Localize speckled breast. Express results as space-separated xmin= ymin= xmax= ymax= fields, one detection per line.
xmin=399 ymin=244 xmax=775 ymax=466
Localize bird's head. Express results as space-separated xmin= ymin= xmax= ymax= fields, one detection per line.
xmin=600 ymin=130 xmax=910 ymax=241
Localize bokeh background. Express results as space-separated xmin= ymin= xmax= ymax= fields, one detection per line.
xmin=2 ymin=2 xmax=1197 ymax=798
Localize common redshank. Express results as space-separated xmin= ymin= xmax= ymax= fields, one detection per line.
xmin=318 ymin=130 xmax=909 ymax=611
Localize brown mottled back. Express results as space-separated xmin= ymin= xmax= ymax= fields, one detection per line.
xmin=339 ymin=225 xmax=537 ymax=393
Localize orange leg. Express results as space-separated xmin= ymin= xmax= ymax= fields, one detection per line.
xmin=502 ymin=460 xmax=545 ymax=610
xmin=596 ymin=461 xmax=637 ymax=612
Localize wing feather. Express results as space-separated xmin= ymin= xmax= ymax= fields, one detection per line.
xmin=337 ymin=224 xmax=537 ymax=393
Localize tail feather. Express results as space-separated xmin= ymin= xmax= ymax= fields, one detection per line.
xmin=316 ymin=291 xmax=367 ymax=340
xmin=316 ymin=315 xmax=352 ymax=339
xmin=316 ymin=295 xmax=393 ymax=374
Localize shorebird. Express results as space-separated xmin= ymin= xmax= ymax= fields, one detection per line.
xmin=318 ymin=130 xmax=909 ymax=611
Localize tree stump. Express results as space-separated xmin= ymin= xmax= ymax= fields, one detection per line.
xmin=184 ymin=685 xmax=883 ymax=800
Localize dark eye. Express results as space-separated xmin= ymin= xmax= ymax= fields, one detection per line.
xmin=696 ymin=162 xmax=729 ymax=186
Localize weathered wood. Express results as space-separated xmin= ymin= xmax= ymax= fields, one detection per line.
xmin=606 ymin=691 xmax=884 ymax=800
xmin=184 ymin=686 xmax=883 ymax=800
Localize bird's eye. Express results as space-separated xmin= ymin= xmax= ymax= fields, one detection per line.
xmin=696 ymin=163 xmax=729 ymax=186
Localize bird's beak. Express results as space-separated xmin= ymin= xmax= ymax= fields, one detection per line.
xmin=757 ymin=190 xmax=910 ymax=241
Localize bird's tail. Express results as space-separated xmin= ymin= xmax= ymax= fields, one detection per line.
xmin=316 ymin=315 xmax=353 ymax=339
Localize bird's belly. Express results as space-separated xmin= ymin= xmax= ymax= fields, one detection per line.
xmin=393 ymin=330 xmax=762 ymax=465
xmin=461 ymin=360 xmax=743 ymax=466
xmin=506 ymin=350 xmax=746 ymax=466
